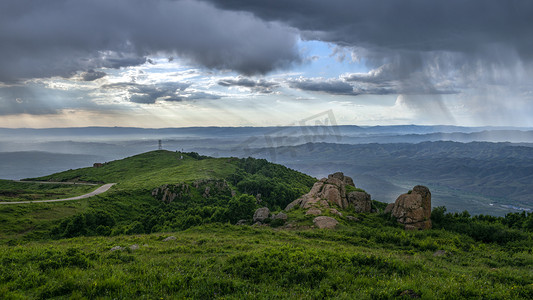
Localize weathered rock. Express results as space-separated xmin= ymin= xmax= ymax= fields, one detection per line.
xmin=433 ymin=250 xmax=447 ymax=257
xmin=153 ymin=180 xmax=231 ymax=203
xmin=390 ymin=185 xmax=432 ymax=230
xmin=330 ymin=208 xmax=343 ymax=217
xmin=110 ymin=246 xmax=124 ymax=252
xmin=384 ymin=203 xmax=395 ymax=214
xmin=272 ymin=212 xmax=288 ymax=221
xmin=322 ymin=184 xmax=345 ymax=208
xmin=343 ymin=176 xmax=355 ymax=187
xmin=313 ymin=216 xmax=339 ymax=229
xmin=235 ymin=219 xmax=248 ymax=225
xmin=285 ymin=172 xmax=370 ymax=212
xmin=253 ymin=207 xmax=270 ymax=223
xmin=129 ymin=244 xmax=139 ymax=251
xmin=285 ymin=197 xmax=304 ymax=211
xmin=347 ymin=191 xmax=372 ymax=213
xmin=306 ymin=208 xmax=322 ymax=215
xmin=162 ymin=236 xmax=176 ymax=242
xmin=327 ymin=172 xmax=355 ymax=187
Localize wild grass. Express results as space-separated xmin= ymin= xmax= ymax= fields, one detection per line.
xmin=0 ymin=180 xmax=97 ymax=202
xmin=0 ymin=223 xmax=531 ymax=299
xmin=1 ymin=150 xmax=531 ymax=299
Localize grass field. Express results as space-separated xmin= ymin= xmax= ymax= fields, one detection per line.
xmin=0 ymin=150 xmax=531 ymax=299
xmin=0 ymin=180 xmax=98 ymax=202
xmin=1 ymin=222 xmax=532 ymax=299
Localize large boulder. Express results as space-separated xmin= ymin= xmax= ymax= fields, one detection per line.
xmin=347 ymin=191 xmax=372 ymax=213
xmin=285 ymin=172 xmax=364 ymax=212
xmin=272 ymin=212 xmax=288 ymax=221
xmin=329 ymin=172 xmax=355 ymax=187
xmin=389 ymin=186 xmax=432 ymax=230
xmin=313 ymin=216 xmax=339 ymax=229
xmin=253 ymin=207 xmax=270 ymax=223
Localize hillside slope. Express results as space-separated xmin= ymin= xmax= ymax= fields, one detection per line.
xmin=0 ymin=150 xmax=532 ymax=299
xmin=1 ymin=150 xmax=316 ymax=240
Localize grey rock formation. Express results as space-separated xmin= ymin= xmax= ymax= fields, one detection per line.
xmin=236 ymin=219 xmax=248 ymax=225
xmin=384 ymin=203 xmax=395 ymax=214
xmin=389 ymin=185 xmax=432 ymax=230
xmin=305 ymin=208 xmax=322 ymax=215
xmin=313 ymin=216 xmax=339 ymax=229
xmin=329 ymin=208 xmax=343 ymax=217
xmin=272 ymin=212 xmax=288 ymax=221
xmin=285 ymin=172 xmax=364 ymax=212
xmin=253 ymin=207 xmax=270 ymax=223
xmin=347 ymin=191 xmax=372 ymax=213
xmin=152 ymin=180 xmax=231 ymax=203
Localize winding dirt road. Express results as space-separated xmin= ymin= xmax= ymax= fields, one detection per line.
xmin=0 ymin=183 xmax=116 ymax=205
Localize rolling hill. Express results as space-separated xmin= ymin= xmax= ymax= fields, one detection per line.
xmin=0 ymin=150 xmax=531 ymax=299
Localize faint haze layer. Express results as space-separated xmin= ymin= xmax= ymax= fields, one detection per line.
xmin=1 ymin=125 xmax=532 ymax=216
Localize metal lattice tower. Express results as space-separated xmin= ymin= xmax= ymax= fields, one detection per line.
xmin=158 ymin=140 xmax=162 ymax=150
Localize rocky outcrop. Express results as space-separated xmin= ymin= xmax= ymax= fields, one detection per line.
xmin=313 ymin=216 xmax=339 ymax=229
xmin=388 ymin=185 xmax=432 ymax=230
xmin=152 ymin=179 xmax=233 ymax=203
xmin=347 ymin=191 xmax=372 ymax=213
xmin=329 ymin=172 xmax=355 ymax=187
xmin=272 ymin=212 xmax=288 ymax=221
xmin=236 ymin=219 xmax=248 ymax=225
xmin=285 ymin=172 xmax=372 ymax=215
xmin=329 ymin=208 xmax=342 ymax=217
xmin=253 ymin=207 xmax=270 ymax=223
xmin=305 ymin=208 xmax=322 ymax=215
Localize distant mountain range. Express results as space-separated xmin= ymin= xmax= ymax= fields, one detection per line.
xmin=1 ymin=125 xmax=532 ymax=216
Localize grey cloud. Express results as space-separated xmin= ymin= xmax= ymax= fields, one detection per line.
xmin=0 ymin=0 xmax=300 ymax=82
xmin=343 ymin=57 xmax=459 ymax=95
xmin=205 ymin=0 xmax=533 ymax=97
xmin=204 ymin=0 xmax=533 ymax=58
xmin=289 ymin=78 xmax=358 ymax=96
xmin=81 ymin=70 xmax=107 ymax=82
xmin=166 ymin=91 xmax=221 ymax=101
xmin=102 ymin=82 xmax=220 ymax=103
xmin=218 ymin=76 xmax=279 ymax=93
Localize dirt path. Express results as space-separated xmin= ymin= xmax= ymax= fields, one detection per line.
xmin=0 ymin=183 xmax=116 ymax=205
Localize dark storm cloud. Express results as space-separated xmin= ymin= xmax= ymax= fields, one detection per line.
xmin=102 ymin=82 xmax=219 ymax=103
xmin=218 ymin=76 xmax=279 ymax=93
xmin=81 ymin=70 xmax=107 ymax=82
xmin=289 ymin=78 xmax=358 ymax=96
xmin=342 ymin=58 xmax=459 ymax=95
xmin=204 ymin=0 xmax=533 ymax=95
xmin=0 ymin=0 xmax=300 ymax=83
xmin=204 ymin=0 xmax=533 ymax=57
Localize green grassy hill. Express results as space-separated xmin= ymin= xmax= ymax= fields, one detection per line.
xmin=1 ymin=150 xmax=315 ymax=240
xmin=1 ymin=150 xmax=532 ymax=299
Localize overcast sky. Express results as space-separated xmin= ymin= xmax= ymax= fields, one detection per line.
xmin=1 ymin=0 xmax=532 ymax=128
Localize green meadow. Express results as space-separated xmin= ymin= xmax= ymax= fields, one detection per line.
xmin=0 ymin=150 xmax=531 ymax=299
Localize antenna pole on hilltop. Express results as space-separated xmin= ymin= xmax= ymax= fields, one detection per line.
xmin=158 ymin=140 xmax=162 ymax=150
